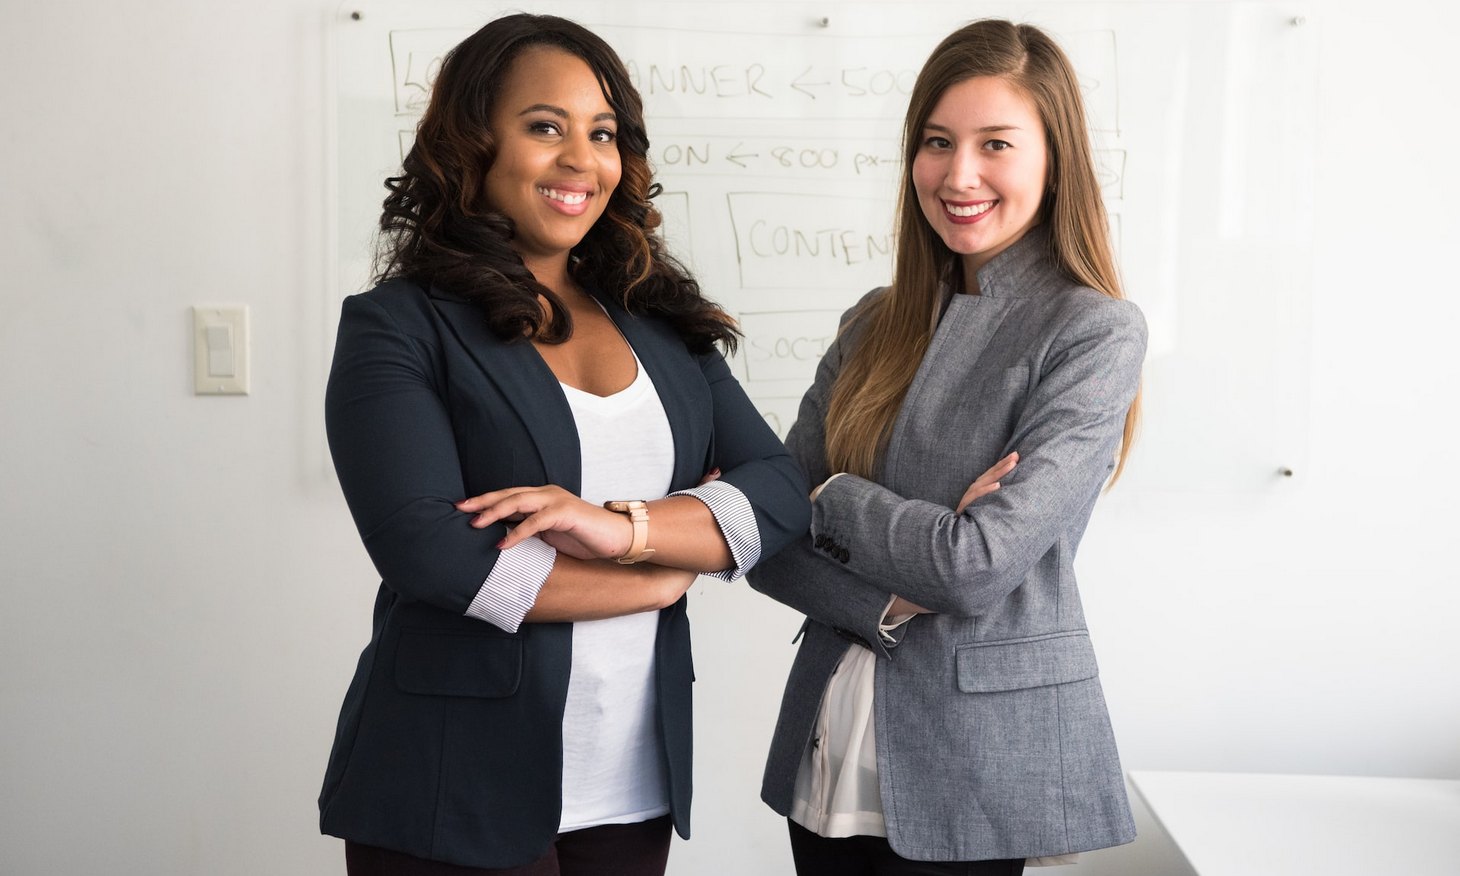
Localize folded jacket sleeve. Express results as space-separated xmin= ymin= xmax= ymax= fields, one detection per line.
xmin=465 ymin=536 xmax=558 ymax=633
xmin=670 ymin=479 xmax=761 ymax=581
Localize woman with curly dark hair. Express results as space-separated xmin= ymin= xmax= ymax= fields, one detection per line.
xmin=317 ymin=14 xmax=809 ymax=875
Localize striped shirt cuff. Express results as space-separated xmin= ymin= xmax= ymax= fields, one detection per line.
xmin=464 ymin=535 xmax=556 ymax=633
xmin=670 ymin=479 xmax=761 ymax=582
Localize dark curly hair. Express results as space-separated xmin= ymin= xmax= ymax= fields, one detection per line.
xmin=374 ymin=13 xmax=738 ymax=354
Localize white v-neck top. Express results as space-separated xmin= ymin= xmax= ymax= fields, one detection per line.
xmin=460 ymin=337 xmax=766 ymax=830
xmin=556 ymin=355 xmax=676 ymax=832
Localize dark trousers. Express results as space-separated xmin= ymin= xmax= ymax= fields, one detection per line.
xmin=788 ymin=819 xmax=1026 ymax=876
xmin=345 ymin=816 xmax=672 ymax=876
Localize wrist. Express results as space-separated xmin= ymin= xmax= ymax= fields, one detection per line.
xmin=603 ymin=500 xmax=655 ymax=564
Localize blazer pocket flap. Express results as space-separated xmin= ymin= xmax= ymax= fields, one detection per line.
xmin=394 ymin=629 xmax=522 ymax=698
xmin=955 ymin=631 xmax=1097 ymax=693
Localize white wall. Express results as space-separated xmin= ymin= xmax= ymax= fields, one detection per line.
xmin=2 ymin=2 xmax=1457 ymax=875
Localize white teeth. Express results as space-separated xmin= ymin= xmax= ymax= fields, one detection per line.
xmin=945 ymin=201 xmax=994 ymax=217
xmin=537 ymin=186 xmax=587 ymax=205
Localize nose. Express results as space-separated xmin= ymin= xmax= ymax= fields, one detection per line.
xmin=944 ymin=146 xmax=982 ymax=193
xmin=557 ymin=131 xmax=598 ymax=172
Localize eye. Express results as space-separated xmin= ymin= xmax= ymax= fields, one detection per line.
xmin=921 ymin=135 xmax=951 ymax=150
xmin=590 ymin=127 xmax=617 ymax=144
xmin=526 ymin=120 xmax=561 ymax=136
xmin=984 ymin=139 xmax=1013 ymax=151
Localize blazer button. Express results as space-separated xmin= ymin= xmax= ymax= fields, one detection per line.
xmin=837 ymin=548 xmax=850 ymax=564
xmin=814 ymin=534 xmax=828 ymax=549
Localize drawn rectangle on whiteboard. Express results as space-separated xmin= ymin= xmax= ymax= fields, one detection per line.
xmin=754 ymin=396 xmax=805 ymax=441
xmin=740 ymin=309 xmax=841 ymax=384
xmin=728 ymin=193 xmax=894 ymax=290
xmin=656 ymin=190 xmax=693 ymax=269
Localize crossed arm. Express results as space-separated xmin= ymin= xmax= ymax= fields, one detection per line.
xmin=749 ymin=295 xmax=1145 ymax=648
xmin=327 ymin=293 xmax=807 ymax=631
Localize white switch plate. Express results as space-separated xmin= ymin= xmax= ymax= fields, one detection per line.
xmin=193 ymin=306 xmax=249 ymax=395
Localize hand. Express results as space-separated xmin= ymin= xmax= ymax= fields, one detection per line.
xmin=955 ymin=451 xmax=1018 ymax=513
xmin=810 ymin=472 xmax=845 ymax=502
xmin=888 ymin=595 xmax=931 ymax=615
xmin=698 ymin=467 xmax=721 ymax=486
xmin=456 ymin=485 xmax=634 ymax=560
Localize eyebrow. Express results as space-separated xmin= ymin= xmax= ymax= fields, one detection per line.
xmin=517 ymin=103 xmax=617 ymax=123
xmin=924 ymin=121 xmax=1023 ymax=134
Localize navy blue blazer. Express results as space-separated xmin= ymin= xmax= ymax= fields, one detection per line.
xmin=318 ymin=279 xmax=809 ymax=868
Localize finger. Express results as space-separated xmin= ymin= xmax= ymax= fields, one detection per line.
xmin=983 ymin=453 xmax=1019 ymax=479
xmin=470 ymin=494 xmax=547 ymax=529
xmin=456 ymin=485 xmax=537 ymax=512
xmin=697 ymin=467 xmax=722 ymax=486
xmin=969 ymin=458 xmax=1016 ymax=491
xmin=955 ymin=481 xmax=999 ymax=513
xmin=495 ymin=510 xmax=556 ymax=550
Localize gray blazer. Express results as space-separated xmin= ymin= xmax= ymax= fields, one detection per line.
xmin=750 ymin=229 xmax=1144 ymax=861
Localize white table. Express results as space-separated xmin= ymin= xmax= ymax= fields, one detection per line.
xmin=1128 ymin=770 xmax=1460 ymax=875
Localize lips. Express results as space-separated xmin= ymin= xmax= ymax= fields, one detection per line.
xmin=537 ymin=186 xmax=588 ymax=205
xmin=536 ymin=184 xmax=594 ymax=216
xmin=943 ymin=199 xmax=995 ymax=224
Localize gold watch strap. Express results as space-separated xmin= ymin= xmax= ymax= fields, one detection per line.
xmin=603 ymin=500 xmax=655 ymax=564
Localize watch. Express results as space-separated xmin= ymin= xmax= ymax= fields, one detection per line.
xmin=603 ymin=500 xmax=655 ymax=564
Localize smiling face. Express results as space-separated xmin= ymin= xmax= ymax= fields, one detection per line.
xmin=911 ymin=75 xmax=1049 ymax=289
xmin=483 ymin=46 xmax=622 ymax=279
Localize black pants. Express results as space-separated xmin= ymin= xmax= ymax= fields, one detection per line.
xmin=345 ymin=816 xmax=672 ymax=876
xmin=788 ymin=819 xmax=1026 ymax=876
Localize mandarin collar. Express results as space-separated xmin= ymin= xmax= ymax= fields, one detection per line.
xmin=967 ymin=224 xmax=1055 ymax=299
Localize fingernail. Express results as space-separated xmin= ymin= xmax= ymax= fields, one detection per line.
xmin=496 ymin=539 xmax=507 ymax=549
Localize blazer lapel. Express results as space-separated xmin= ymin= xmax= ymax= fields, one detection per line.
xmin=428 ymin=292 xmax=582 ymax=492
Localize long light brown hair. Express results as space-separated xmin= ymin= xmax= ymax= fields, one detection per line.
xmin=824 ymin=19 xmax=1140 ymax=481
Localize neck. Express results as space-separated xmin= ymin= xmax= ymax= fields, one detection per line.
xmin=522 ymin=252 xmax=573 ymax=295
xmin=957 ymin=260 xmax=982 ymax=295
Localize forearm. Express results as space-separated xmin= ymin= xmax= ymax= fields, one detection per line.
xmin=806 ymin=301 xmax=1147 ymax=615
xmin=748 ymin=539 xmax=897 ymax=656
xmin=639 ymin=495 xmax=734 ymax=572
xmin=811 ymin=473 xmax=1019 ymax=616
xmin=525 ymin=554 xmax=687 ymax=623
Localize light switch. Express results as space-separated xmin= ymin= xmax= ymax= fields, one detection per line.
xmin=206 ymin=325 xmax=234 ymax=377
xmin=193 ymin=306 xmax=249 ymax=395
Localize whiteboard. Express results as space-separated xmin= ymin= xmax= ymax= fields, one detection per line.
xmin=333 ymin=1 xmax=1317 ymax=491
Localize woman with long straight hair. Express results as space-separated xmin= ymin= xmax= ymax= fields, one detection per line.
xmin=318 ymin=14 xmax=808 ymax=875
xmin=751 ymin=19 xmax=1144 ymax=874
